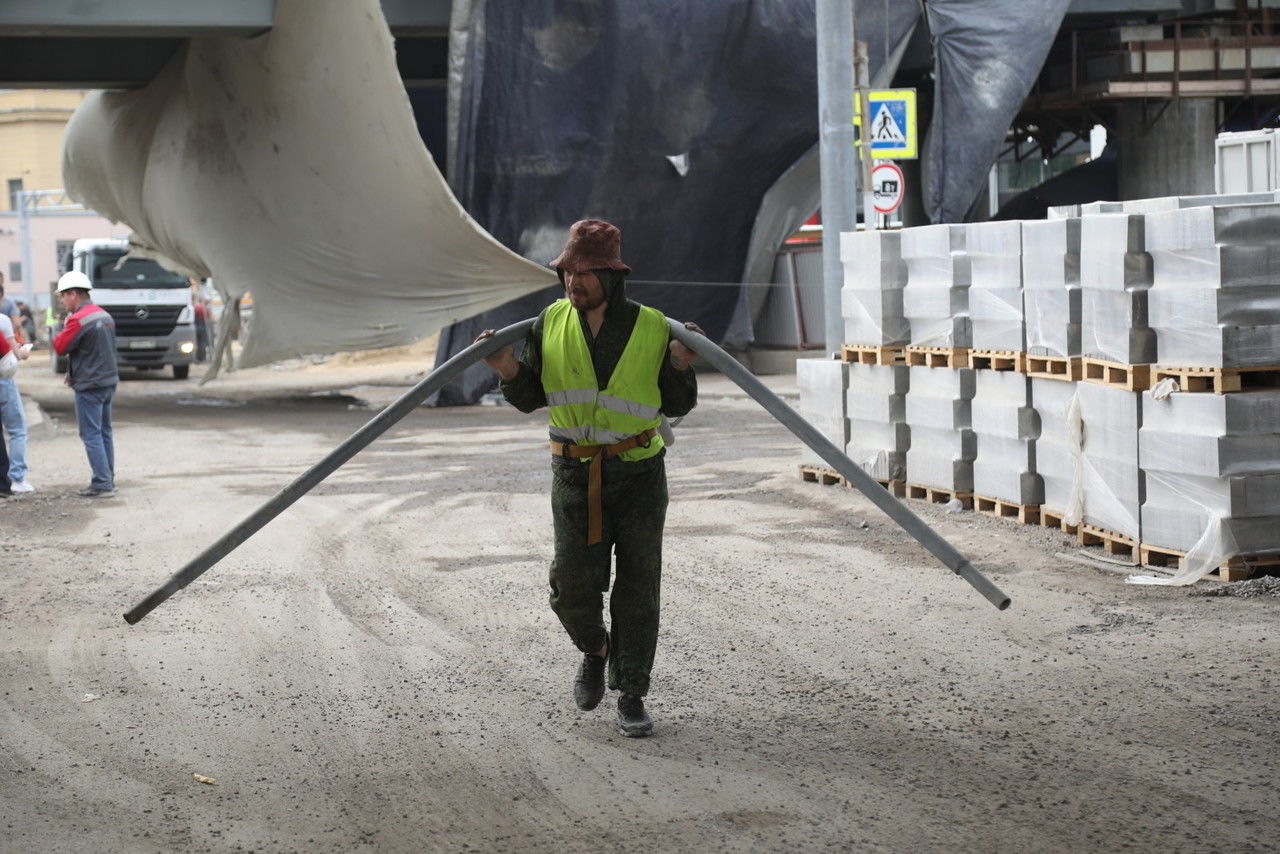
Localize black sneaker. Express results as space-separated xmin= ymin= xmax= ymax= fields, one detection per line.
xmin=573 ymin=649 xmax=607 ymax=711
xmin=77 ymin=486 xmax=116 ymax=498
xmin=616 ymin=693 xmax=653 ymax=738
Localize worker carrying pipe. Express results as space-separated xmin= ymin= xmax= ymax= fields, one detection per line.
xmin=474 ymin=219 xmax=703 ymax=738
xmin=125 ymin=221 xmax=1010 ymax=739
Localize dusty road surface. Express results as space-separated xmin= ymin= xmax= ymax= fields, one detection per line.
xmin=2 ymin=350 xmax=1277 ymax=853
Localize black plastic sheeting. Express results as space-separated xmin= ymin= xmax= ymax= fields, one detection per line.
xmin=431 ymin=0 xmax=919 ymax=406
xmin=922 ymin=0 xmax=1072 ymax=223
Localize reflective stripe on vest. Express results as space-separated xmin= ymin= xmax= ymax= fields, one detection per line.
xmin=541 ymin=299 xmax=667 ymax=462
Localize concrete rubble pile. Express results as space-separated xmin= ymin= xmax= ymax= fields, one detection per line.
xmin=900 ymin=224 xmax=970 ymax=348
xmin=796 ymin=193 xmax=1280 ymax=579
xmin=966 ymin=220 xmax=1024 ymax=352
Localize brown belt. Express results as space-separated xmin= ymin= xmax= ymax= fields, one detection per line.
xmin=549 ymin=427 xmax=659 ymax=546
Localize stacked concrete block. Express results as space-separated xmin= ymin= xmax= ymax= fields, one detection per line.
xmin=972 ymin=371 xmax=1042 ymax=505
xmin=1080 ymin=213 xmax=1157 ymax=364
xmin=905 ymin=366 xmax=975 ymax=492
xmin=845 ymin=364 xmax=909 ymax=482
xmin=1140 ymin=391 xmax=1280 ymax=556
xmin=1144 ymin=202 xmax=1280 ymax=368
xmin=1029 ymin=378 xmax=1077 ymax=515
xmin=966 ymin=220 xmax=1024 ymax=352
xmin=1074 ymin=382 xmax=1143 ymax=541
xmin=1021 ymin=217 xmax=1081 ymax=358
xmin=796 ymin=358 xmax=849 ymax=470
xmin=840 ymin=230 xmax=909 ymax=346
xmin=900 ymin=224 xmax=971 ymax=348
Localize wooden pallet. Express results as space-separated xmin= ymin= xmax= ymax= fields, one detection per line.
xmin=905 ymin=346 xmax=970 ymax=369
xmin=1024 ymin=354 xmax=1083 ymax=383
xmin=1149 ymin=364 xmax=1280 ymax=395
xmin=1077 ymin=523 xmax=1138 ymax=558
xmin=1039 ymin=508 xmax=1079 ymax=535
xmin=799 ymin=464 xmax=841 ymax=486
xmin=974 ymin=494 xmax=1040 ymax=524
xmin=1082 ymin=358 xmax=1151 ymax=392
xmin=840 ymin=344 xmax=907 ymax=367
xmin=967 ymin=350 xmax=1026 ymax=372
xmin=1139 ymin=544 xmax=1280 ymax=582
xmin=799 ymin=465 xmax=906 ymax=498
xmin=905 ymin=483 xmax=973 ymax=509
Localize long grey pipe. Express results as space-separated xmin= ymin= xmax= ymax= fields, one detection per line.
xmin=123 ymin=318 xmax=537 ymax=624
xmin=666 ymin=319 xmax=1010 ymax=611
xmin=125 ymin=315 xmax=1007 ymax=624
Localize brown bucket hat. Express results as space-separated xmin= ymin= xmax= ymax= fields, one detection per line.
xmin=549 ymin=219 xmax=631 ymax=275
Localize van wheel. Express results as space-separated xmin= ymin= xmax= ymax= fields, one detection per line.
xmin=172 ymin=364 xmax=190 ymax=380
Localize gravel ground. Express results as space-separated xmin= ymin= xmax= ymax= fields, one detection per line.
xmin=1 ymin=352 xmax=1277 ymax=852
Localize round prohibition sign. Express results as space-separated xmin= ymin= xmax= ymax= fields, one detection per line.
xmin=871 ymin=161 xmax=905 ymax=214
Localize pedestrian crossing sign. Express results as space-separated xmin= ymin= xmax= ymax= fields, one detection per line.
xmin=853 ymin=88 xmax=918 ymax=159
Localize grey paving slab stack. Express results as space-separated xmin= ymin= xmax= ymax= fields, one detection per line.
xmin=966 ymin=220 xmax=1024 ymax=352
xmin=1029 ymin=378 xmax=1077 ymax=516
xmin=845 ymin=363 xmax=909 ymax=482
xmin=1074 ymin=382 xmax=1143 ymax=541
xmin=840 ymin=230 xmax=909 ymax=346
xmin=1144 ymin=202 xmax=1280 ymax=368
xmin=1021 ymin=217 xmax=1081 ymax=358
xmin=1140 ymin=391 xmax=1280 ymax=560
xmin=1080 ymin=213 xmax=1157 ymax=364
xmin=972 ymin=371 xmax=1042 ymax=505
xmin=900 ymin=224 xmax=971 ymax=348
xmin=796 ymin=357 xmax=849 ymax=470
xmin=905 ymin=366 xmax=975 ymax=492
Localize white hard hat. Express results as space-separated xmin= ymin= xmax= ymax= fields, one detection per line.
xmin=56 ymin=271 xmax=93 ymax=293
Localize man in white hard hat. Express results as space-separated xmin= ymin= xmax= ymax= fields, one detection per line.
xmin=52 ymin=271 xmax=119 ymax=497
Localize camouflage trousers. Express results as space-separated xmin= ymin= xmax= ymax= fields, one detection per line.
xmin=548 ymin=455 xmax=667 ymax=697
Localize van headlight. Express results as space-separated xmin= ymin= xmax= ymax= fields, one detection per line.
xmin=178 ymin=305 xmax=193 ymax=323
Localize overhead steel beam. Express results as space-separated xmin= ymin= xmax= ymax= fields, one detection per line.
xmin=0 ymin=0 xmax=275 ymax=37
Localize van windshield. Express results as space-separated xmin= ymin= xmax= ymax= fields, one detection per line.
xmin=90 ymin=251 xmax=189 ymax=289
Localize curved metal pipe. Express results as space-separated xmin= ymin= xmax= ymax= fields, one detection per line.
xmin=667 ymin=319 xmax=1010 ymax=611
xmin=125 ymin=314 xmax=1009 ymax=624
xmin=123 ymin=318 xmax=536 ymax=624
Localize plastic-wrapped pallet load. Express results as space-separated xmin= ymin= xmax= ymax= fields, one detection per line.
xmin=840 ymin=230 xmax=909 ymax=346
xmin=796 ymin=358 xmax=849 ymax=470
xmin=972 ymin=371 xmax=1042 ymax=505
xmin=1068 ymin=382 xmax=1143 ymax=542
xmin=1029 ymin=378 xmax=1076 ymax=516
xmin=905 ymin=366 xmax=975 ymax=492
xmin=1134 ymin=390 xmax=1280 ymax=584
xmin=1021 ymin=217 xmax=1081 ymax=359
xmin=966 ymin=220 xmax=1024 ymax=352
xmin=901 ymin=224 xmax=971 ymax=348
xmin=845 ymin=364 xmax=909 ymax=482
xmin=1080 ymin=213 xmax=1157 ymax=364
xmin=1144 ymin=202 xmax=1280 ymax=368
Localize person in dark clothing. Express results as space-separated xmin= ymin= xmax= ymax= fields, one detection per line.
xmin=477 ymin=219 xmax=702 ymax=737
xmin=52 ymin=271 xmax=119 ymax=498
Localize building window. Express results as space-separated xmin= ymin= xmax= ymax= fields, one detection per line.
xmin=7 ymin=178 xmax=23 ymax=211
xmin=8 ymin=262 xmax=21 ymax=282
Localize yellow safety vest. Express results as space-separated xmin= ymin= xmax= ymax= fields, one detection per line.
xmin=541 ymin=299 xmax=667 ymax=462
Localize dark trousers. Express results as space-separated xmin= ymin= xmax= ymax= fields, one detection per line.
xmin=548 ymin=456 xmax=667 ymax=697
